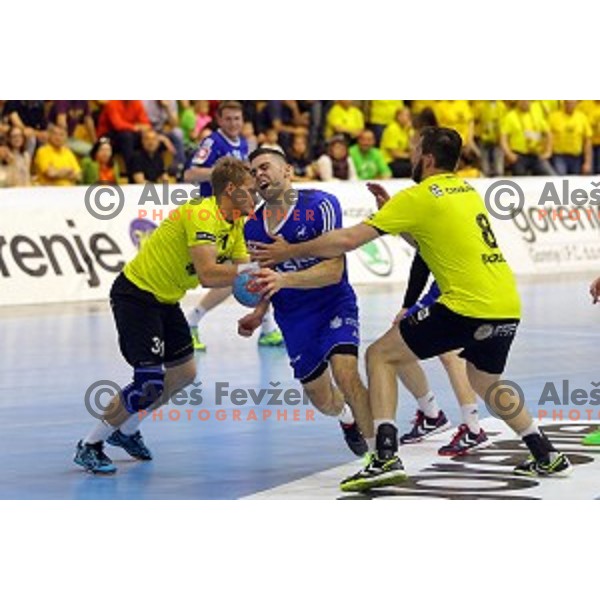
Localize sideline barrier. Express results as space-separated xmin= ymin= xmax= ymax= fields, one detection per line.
xmin=1 ymin=177 xmax=600 ymax=306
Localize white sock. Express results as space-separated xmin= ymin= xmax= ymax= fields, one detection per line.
xmin=83 ymin=420 xmax=116 ymax=445
xmin=337 ymin=403 xmax=355 ymax=425
xmin=366 ymin=437 xmax=376 ymax=452
xmin=461 ymin=403 xmax=481 ymax=434
xmin=416 ymin=391 xmax=440 ymax=419
xmin=520 ymin=422 xmax=540 ymax=438
xmin=120 ymin=412 xmax=147 ymax=436
xmin=374 ymin=419 xmax=396 ymax=431
xmin=187 ymin=305 xmax=207 ymax=327
xmin=261 ymin=309 xmax=277 ymax=335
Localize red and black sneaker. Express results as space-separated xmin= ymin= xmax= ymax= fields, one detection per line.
xmin=399 ymin=410 xmax=451 ymax=444
xmin=438 ymin=424 xmax=491 ymax=456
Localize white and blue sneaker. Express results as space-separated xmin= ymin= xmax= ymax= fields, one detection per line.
xmin=74 ymin=440 xmax=117 ymax=474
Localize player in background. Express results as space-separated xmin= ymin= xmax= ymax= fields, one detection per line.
xmin=368 ymin=182 xmax=490 ymax=456
xmin=238 ymin=147 xmax=372 ymax=456
xmin=74 ymin=158 xmax=257 ymax=474
xmin=252 ymin=127 xmax=572 ymax=490
xmin=184 ymin=100 xmax=283 ymax=350
xmin=582 ymin=275 xmax=600 ymax=445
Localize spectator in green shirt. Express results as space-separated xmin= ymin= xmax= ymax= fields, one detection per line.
xmin=349 ymin=129 xmax=392 ymax=180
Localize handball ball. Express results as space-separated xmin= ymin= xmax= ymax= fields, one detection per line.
xmin=233 ymin=271 xmax=263 ymax=308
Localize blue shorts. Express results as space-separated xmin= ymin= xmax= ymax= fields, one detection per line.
xmin=403 ymin=281 xmax=441 ymax=319
xmin=276 ymin=301 xmax=360 ymax=383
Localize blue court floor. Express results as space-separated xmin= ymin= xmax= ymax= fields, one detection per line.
xmin=0 ymin=274 xmax=598 ymax=499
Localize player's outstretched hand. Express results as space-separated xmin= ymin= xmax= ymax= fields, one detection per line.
xmin=250 ymin=234 xmax=293 ymax=267
xmin=366 ymin=182 xmax=391 ymax=209
xmin=590 ymin=276 xmax=600 ymax=304
xmin=254 ymin=268 xmax=284 ymax=300
xmin=238 ymin=312 xmax=263 ymax=337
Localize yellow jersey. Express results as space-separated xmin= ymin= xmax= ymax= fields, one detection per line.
xmin=548 ymin=109 xmax=592 ymax=155
xmin=369 ymin=101 xmax=404 ymax=126
xmin=501 ymin=107 xmax=549 ymax=155
xmin=579 ymin=101 xmax=600 ymax=145
xmin=364 ymin=173 xmax=521 ymax=319
xmin=473 ymin=101 xmax=507 ymax=144
xmin=34 ymin=144 xmax=81 ymax=186
xmin=380 ymin=121 xmax=412 ymax=164
xmin=124 ymin=197 xmax=248 ymax=304
xmin=325 ymin=104 xmax=365 ymax=139
xmin=434 ymin=101 xmax=473 ymax=144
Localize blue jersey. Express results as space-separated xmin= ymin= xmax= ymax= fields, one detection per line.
xmin=187 ymin=129 xmax=249 ymax=197
xmin=244 ymin=189 xmax=357 ymax=318
xmin=245 ymin=189 xmax=359 ymax=382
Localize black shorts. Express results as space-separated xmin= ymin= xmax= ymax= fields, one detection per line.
xmin=399 ymin=302 xmax=519 ymax=375
xmin=110 ymin=273 xmax=194 ymax=368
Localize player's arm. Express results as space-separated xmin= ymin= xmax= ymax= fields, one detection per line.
xmin=255 ymin=257 xmax=344 ymax=299
xmin=251 ymin=223 xmax=379 ymax=267
xmin=403 ymin=253 xmax=430 ymax=309
xmin=189 ymin=244 xmax=242 ymax=288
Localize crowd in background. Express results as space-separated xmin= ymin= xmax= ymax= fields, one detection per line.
xmin=1 ymin=100 xmax=600 ymax=189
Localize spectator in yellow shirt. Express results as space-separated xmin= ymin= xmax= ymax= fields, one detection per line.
xmin=579 ymin=100 xmax=600 ymax=173
xmin=368 ymin=100 xmax=404 ymax=144
xmin=434 ymin=100 xmax=478 ymax=156
xmin=549 ymin=101 xmax=592 ymax=175
xmin=473 ymin=100 xmax=506 ymax=176
xmin=34 ymin=124 xmax=82 ymax=186
xmin=500 ymin=100 xmax=555 ymax=176
xmin=380 ymin=107 xmax=413 ymax=178
xmin=325 ymin=101 xmax=365 ymax=141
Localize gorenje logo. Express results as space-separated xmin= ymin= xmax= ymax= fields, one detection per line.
xmin=0 ymin=219 xmax=125 ymax=287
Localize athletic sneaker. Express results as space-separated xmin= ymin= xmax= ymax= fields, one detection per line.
xmin=190 ymin=326 xmax=206 ymax=352
xmin=513 ymin=452 xmax=572 ymax=477
xmin=582 ymin=428 xmax=600 ymax=446
xmin=438 ymin=424 xmax=491 ymax=456
xmin=106 ymin=430 xmax=153 ymax=461
xmin=340 ymin=422 xmax=368 ymax=456
xmin=258 ymin=330 xmax=284 ymax=347
xmin=400 ymin=409 xmax=451 ymax=444
xmin=74 ymin=440 xmax=117 ymax=474
xmin=340 ymin=453 xmax=408 ymax=492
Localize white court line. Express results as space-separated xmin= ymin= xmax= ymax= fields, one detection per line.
xmin=243 ymin=418 xmax=600 ymax=500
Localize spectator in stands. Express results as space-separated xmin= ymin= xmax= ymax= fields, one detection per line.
xmin=288 ymin=134 xmax=316 ymax=181
xmin=500 ymin=100 xmax=555 ymax=176
xmin=380 ymin=107 xmax=413 ymax=178
xmin=242 ymin=122 xmax=258 ymax=154
xmin=256 ymin=101 xmax=309 ymax=152
xmin=2 ymin=101 xmax=48 ymax=152
xmin=0 ymin=134 xmax=10 ymax=187
xmin=143 ymin=101 xmax=186 ymax=178
xmin=579 ymin=100 xmax=600 ymax=173
xmin=473 ymin=100 xmax=506 ymax=177
xmin=48 ymin=100 xmax=96 ymax=157
xmin=96 ymin=100 xmax=151 ymax=173
xmin=129 ymin=129 xmax=168 ymax=184
xmin=180 ymin=100 xmax=213 ymax=151
xmin=34 ymin=124 xmax=81 ymax=186
xmin=5 ymin=126 xmax=32 ymax=186
xmin=456 ymin=147 xmax=482 ymax=178
xmin=549 ymin=101 xmax=593 ymax=175
xmin=325 ymin=101 xmax=365 ymax=141
xmin=435 ymin=100 xmax=479 ymax=157
xmin=316 ymin=135 xmax=357 ymax=182
xmin=81 ymin=137 xmax=120 ymax=185
xmin=349 ymin=129 xmax=391 ymax=180
xmin=368 ymin=100 xmax=404 ymax=145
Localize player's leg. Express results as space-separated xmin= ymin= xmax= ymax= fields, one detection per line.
xmin=329 ymin=352 xmax=374 ymax=449
xmin=301 ymin=365 xmax=367 ymax=457
xmin=465 ymin=360 xmax=572 ymax=477
xmin=437 ymin=351 xmax=491 ymax=456
xmin=187 ymin=287 xmax=232 ymax=351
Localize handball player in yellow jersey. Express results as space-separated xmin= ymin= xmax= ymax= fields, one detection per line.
xmin=74 ymin=157 xmax=257 ymax=473
xmin=252 ymin=126 xmax=572 ymax=490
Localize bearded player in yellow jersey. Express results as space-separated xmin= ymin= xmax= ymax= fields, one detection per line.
xmin=74 ymin=157 xmax=258 ymax=474
xmin=252 ymin=126 xmax=572 ymax=491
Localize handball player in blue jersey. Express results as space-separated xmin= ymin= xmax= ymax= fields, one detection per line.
xmin=184 ymin=101 xmax=283 ymax=350
xmin=238 ymin=147 xmax=373 ymax=455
